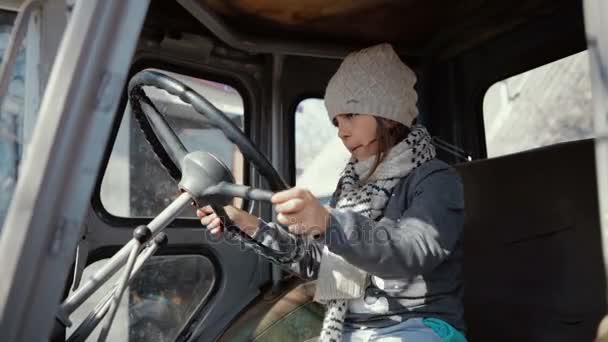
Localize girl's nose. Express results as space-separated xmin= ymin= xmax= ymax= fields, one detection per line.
xmin=337 ymin=121 xmax=350 ymax=139
xmin=338 ymin=126 xmax=349 ymax=139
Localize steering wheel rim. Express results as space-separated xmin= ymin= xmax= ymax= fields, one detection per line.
xmin=127 ymin=69 xmax=289 ymax=192
xmin=127 ymin=70 xmax=305 ymax=266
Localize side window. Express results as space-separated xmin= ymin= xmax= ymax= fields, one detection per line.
xmin=100 ymin=69 xmax=245 ymax=217
xmin=0 ymin=10 xmax=25 ymax=229
xmin=483 ymin=50 xmax=593 ymax=157
xmin=67 ymin=255 xmax=215 ymax=342
xmin=295 ymin=98 xmax=348 ymax=204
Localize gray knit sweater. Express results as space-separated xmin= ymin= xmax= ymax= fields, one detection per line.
xmin=252 ymin=159 xmax=465 ymax=331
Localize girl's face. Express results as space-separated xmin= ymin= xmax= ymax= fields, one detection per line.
xmin=333 ymin=113 xmax=378 ymax=161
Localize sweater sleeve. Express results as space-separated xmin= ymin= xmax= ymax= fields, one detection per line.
xmin=252 ymin=219 xmax=324 ymax=280
xmin=324 ymin=166 xmax=464 ymax=279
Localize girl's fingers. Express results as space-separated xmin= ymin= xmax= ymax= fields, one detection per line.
xmin=200 ymin=213 xmax=217 ymax=226
xmin=210 ymin=218 xmax=224 ymax=235
xmin=276 ymin=213 xmax=292 ymax=226
xmin=199 ymin=206 xmax=223 ymax=235
xmin=278 ymin=214 xmax=324 ymax=236
xmin=196 ymin=206 xmax=214 ymax=217
xmin=271 ymin=187 xmax=307 ymax=204
xmin=275 ymin=198 xmax=305 ymax=214
xmin=204 ymin=217 xmax=222 ymax=231
xmin=277 ymin=214 xmax=304 ymax=231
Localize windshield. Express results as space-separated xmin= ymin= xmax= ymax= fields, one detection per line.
xmin=100 ymin=68 xmax=245 ymax=218
xmin=0 ymin=10 xmax=25 ymax=230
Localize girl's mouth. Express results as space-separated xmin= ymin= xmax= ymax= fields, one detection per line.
xmin=351 ymin=139 xmax=376 ymax=153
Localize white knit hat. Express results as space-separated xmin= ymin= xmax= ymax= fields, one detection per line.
xmin=324 ymin=43 xmax=418 ymax=127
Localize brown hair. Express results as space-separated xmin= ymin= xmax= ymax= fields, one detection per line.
xmin=361 ymin=117 xmax=411 ymax=183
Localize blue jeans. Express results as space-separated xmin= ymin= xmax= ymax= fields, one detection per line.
xmin=341 ymin=318 xmax=449 ymax=342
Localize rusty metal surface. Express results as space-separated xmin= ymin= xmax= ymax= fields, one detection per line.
xmin=190 ymin=0 xmax=573 ymax=55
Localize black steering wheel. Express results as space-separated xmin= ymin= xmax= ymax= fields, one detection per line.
xmin=127 ymin=70 xmax=303 ymax=265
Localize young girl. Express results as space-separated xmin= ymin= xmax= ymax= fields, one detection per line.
xmin=198 ymin=43 xmax=466 ymax=342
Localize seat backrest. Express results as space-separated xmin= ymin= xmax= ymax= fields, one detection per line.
xmin=455 ymin=139 xmax=606 ymax=342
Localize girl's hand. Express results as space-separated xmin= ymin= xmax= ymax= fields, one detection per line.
xmin=196 ymin=205 xmax=259 ymax=236
xmin=272 ymin=187 xmax=330 ymax=236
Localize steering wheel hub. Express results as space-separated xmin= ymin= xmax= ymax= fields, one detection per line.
xmin=178 ymin=151 xmax=235 ymax=207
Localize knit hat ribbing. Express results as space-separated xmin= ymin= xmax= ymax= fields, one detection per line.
xmin=324 ymin=43 xmax=418 ymax=127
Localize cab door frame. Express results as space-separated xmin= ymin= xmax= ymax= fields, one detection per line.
xmin=584 ymin=0 xmax=608 ymax=302
xmin=0 ymin=1 xmax=149 ymax=341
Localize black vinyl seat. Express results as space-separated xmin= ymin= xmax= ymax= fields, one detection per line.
xmin=455 ymin=139 xmax=606 ymax=342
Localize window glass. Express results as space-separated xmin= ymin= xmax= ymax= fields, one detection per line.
xmin=100 ymin=69 xmax=245 ymax=217
xmin=0 ymin=10 xmax=25 ymax=229
xmin=67 ymin=255 xmax=215 ymax=342
xmin=295 ymin=98 xmax=348 ymax=204
xmin=483 ymin=50 xmax=593 ymax=157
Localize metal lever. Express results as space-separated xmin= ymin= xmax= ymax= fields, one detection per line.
xmin=72 ymin=235 xmax=90 ymax=291
xmin=66 ymin=233 xmax=168 ymax=342
xmin=97 ymin=226 xmax=152 ymax=342
xmin=56 ymin=192 xmax=192 ymax=326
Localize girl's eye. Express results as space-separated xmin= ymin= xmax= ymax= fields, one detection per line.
xmin=332 ymin=113 xmax=357 ymax=127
